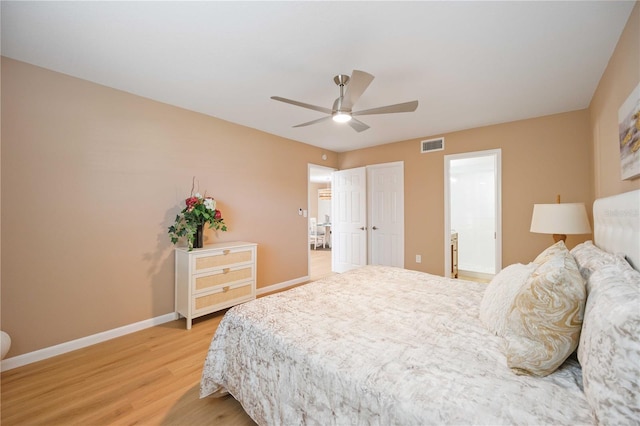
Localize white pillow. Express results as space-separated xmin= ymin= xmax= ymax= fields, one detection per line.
xmin=479 ymin=263 xmax=537 ymax=336
xmin=578 ymin=262 xmax=640 ymax=424
xmin=571 ymin=241 xmax=639 ymax=295
xmin=570 ymin=240 xmax=620 ymax=281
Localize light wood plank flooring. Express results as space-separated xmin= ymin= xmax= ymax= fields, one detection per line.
xmin=1 ymin=310 xmax=257 ymax=425
xmin=309 ymin=247 xmax=334 ymax=281
xmin=458 ymin=273 xmax=491 ymax=284
xmin=1 ymin=252 xmax=334 ymax=426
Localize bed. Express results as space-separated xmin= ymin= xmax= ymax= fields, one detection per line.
xmin=200 ymin=190 xmax=640 ymax=425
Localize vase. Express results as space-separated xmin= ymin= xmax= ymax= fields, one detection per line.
xmin=194 ymin=224 xmax=204 ymax=248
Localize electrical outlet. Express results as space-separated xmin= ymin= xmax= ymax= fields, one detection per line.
xmin=416 ymin=255 xmax=422 ymax=263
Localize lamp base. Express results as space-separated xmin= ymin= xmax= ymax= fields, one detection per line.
xmin=552 ymin=234 xmax=567 ymax=243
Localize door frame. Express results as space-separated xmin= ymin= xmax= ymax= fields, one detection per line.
xmin=444 ymin=149 xmax=502 ymax=278
xmin=308 ymin=163 xmax=337 ymax=277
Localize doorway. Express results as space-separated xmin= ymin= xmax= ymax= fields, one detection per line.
xmin=308 ymin=164 xmax=335 ymax=281
xmin=444 ymin=149 xmax=501 ymax=279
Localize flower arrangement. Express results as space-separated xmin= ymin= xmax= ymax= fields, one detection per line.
xmin=168 ymin=191 xmax=227 ymax=250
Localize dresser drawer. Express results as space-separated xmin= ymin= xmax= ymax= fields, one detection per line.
xmin=194 ymin=266 xmax=253 ymax=292
xmin=195 ymin=248 xmax=253 ymax=271
xmin=194 ymin=282 xmax=253 ymax=311
xmin=175 ymin=242 xmax=257 ymax=329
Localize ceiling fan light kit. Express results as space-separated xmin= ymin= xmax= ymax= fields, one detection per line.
xmin=332 ymin=112 xmax=352 ymax=123
xmin=271 ymin=70 xmax=418 ymax=132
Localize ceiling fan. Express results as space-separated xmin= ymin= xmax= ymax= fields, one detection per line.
xmin=271 ymin=70 xmax=418 ymax=133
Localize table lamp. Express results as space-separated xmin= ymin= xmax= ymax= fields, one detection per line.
xmin=530 ymin=196 xmax=591 ymax=243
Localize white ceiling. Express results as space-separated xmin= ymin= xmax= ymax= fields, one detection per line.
xmin=1 ymin=1 xmax=635 ymax=153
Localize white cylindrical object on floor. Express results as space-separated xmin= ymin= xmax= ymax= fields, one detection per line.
xmin=1 ymin=331 xmax=11 ymax=359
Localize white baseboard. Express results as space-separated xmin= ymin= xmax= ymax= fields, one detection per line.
xmin=1 ymin=276 xmax=311 ymax=372
xmin=256 ymin=276 xmax=309 ymax=296
xmin=0 ymin=312 xmax=178 ymax=372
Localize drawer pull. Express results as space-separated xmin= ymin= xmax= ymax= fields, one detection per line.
xmin=223 ymin=268 xmax=230 ymax=274
xmin=222 ymin=286 xmax=230 ymax=292
xmin=223 ymin=250 xmax=231 ymax=255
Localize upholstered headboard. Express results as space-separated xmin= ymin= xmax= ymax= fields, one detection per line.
xmin=593 ymin=189 xmax=640 ymax=271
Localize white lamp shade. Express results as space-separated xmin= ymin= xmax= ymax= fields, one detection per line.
xmin=530 ymin=203 xmax=592 ymax=235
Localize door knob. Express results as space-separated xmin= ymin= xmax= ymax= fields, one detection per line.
xmin=359 ymin=226 xmax=367 ymax=230
xmin=372 ymin=226 xmax=378 ymax=230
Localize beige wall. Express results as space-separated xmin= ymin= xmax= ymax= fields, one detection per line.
xmin=1 ymin=58 xmax=338 ymax=357
xmin=590 ymin=2 xmax=640 ymax=198
xmin=338 ymin=110 xmax=594 ymax=276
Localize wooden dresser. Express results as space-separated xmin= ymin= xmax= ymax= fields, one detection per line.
xmin=175 ymin=241 xmax=257 ymax=329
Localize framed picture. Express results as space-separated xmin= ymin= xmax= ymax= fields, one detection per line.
xmin=618 ymin=82 xmax=640 ymax=180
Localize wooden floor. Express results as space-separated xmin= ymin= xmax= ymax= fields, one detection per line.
xmin=1 ymin=310 xmax=257 ymax=425
xmin=458 ymin=273 xmax=491 ymax=284
xmin=1 ymin=252 xmax=335 ymax=426
xmin=309 ymin=247 xmax=334 ymax=281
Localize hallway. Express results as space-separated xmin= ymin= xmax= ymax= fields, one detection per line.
xmin=310 ymin=248 xmax=334 ymax=281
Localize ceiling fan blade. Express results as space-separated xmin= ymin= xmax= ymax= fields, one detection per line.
xmin=342 ymin=70 xmax=374 ymax=110
xmin=271 ymin=96 xmax=332 ymax=115
xmin=348 ymin=118 xmax=370 ymax=132
xmin=293 ymin=116 xmax=333 ymax=128
xmin=352 ymin=100 xmax=419 ymax=116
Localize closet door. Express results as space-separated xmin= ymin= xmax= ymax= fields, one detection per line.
xmin=332 ymin=167 xmax=367 ymax=273
xmin=368 ymin=163 xmax=404 ymax=268
xmin=332 ymin=162 xmax=405 ymax=273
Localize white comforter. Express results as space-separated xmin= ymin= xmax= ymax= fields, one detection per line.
xmin=200 ymin=265 xmax=594 ymax=425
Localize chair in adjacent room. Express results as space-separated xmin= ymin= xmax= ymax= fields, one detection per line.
xmin=309 ymin=217 xmax=326 ymax=250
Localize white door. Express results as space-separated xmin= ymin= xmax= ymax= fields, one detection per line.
xmin=368 ymin=163 xmax=404 ymax=267
xmin=332 ymin=167 xmax=367 ymax=273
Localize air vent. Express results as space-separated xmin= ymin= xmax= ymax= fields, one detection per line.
xmin=421 ymin=137 xmax=444 ymax=153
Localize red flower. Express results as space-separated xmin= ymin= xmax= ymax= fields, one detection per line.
xmin=214 ymin=209 xmax=222 ymax=220
xmin=185 ymin=196 xmax=199 ymax=211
